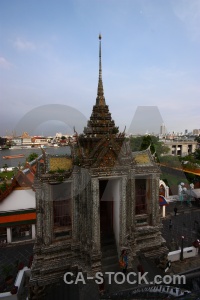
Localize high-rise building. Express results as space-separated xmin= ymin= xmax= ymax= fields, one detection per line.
xmin=160 ymin=123 xmax=166 ymax=135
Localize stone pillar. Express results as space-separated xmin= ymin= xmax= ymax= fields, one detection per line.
xmin=129 ymin=176 xmax=135 ymax=231
xmin=80 ymin=170 xmax=89 ymax=250
xmin=7 ymin=227 xmax=12 ymax=243
xmin=156 ymin=175 xmax=161 ymax=224
xmin=120 ymin=175 xmax=127 ymax=247
xmin=151 ymin=174 xmax=160 ymax=226
xmin=91 ymin=177 xmax=100 ymax=254
xmin=43 ymin=183 xmax=52 ymax=245
xmin=32 ymin=224 xmax=36 ymax=239
xmin=35 ymin=180 xmax=43 ymax=245
xmin=72 ymin=170 xmax=80 ymax=243
xmin=86 ymin=173 xmax=92 ymax=259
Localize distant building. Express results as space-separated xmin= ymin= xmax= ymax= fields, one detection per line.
xmin=0 ymin=137 xmax=7 ymax=146
xmin=164 ymin=140 xmax=197 ymax=156
xmin=12 ymin=138 xmax=22 ymax=145
xmin=31 ymin=136 xmax=48 ymax=146
xmin=160 ymin=123 xmax=166 ymax=135
xmin=21 ymin=132 xmax=32 ymax=145
xmin=193 ymin=129 xmax=200 ymax=135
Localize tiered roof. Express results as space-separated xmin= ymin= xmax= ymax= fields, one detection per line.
xmin=84 ymin=35 xmax=117 ymax=137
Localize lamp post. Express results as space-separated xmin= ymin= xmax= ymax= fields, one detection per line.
xmin=180 ymin=236 xmax=184 ymax=261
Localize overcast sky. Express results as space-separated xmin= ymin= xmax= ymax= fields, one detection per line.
xmin=0 ymin=0 xmax=200 ymax=136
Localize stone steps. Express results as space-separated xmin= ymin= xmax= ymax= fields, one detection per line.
xmin=101 ymin=233 xmax=119 ymax=273
xmin=102 ymin=254 xmax=119 ymax=266
xmin=143 ymin=246 xmax=169 ymax=259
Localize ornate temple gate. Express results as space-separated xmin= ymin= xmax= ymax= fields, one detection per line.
xmin=29 ymin=35 xmax=167 ymax=299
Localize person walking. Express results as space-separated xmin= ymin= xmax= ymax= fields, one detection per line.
xmin=119 ymin=249 xmax=128 ymax=274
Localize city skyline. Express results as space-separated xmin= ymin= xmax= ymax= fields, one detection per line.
xmin=0 ymin=0 xmax=200 ymax=136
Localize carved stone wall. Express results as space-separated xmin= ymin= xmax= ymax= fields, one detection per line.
xmin=30 ymin=148 xmax=166 ymax=295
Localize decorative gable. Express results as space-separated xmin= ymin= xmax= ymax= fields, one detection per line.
xmin=49 ymin=157 xmax=72 ymax=172
xmin=132 ymin=149 xmax=155 ymax=166
xmin=97 ymin=148 xmax=118 ymax=168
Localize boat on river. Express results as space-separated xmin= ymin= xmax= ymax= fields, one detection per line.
xmin=3 ymin=154 xmax=25 ymax=159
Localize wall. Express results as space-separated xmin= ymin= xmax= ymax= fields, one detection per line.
xmin=164 ymin=141 xmax=197 ymax=156
xmin=168 ymin=246 xmax=196 ymax=262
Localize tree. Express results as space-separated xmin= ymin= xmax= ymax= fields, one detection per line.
xmin=2 ymin=164 xmax=8 ymax=172
xmin=194 ymin=136 xmax=200 ymax=144
xmin=194 ymin=149 xmax=200 ymax=161
xmin=129 ymin=135 xmax=170 ymax=157
xmin=27 ymin=153 xmax=38 ymax=162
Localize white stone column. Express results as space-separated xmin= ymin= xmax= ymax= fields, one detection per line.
xmin=162 ymin=205 xmax=166 ymax=218
xmin=7 ymin=227 xmax=12 ymax=243
xmin=32 ymin=224 xmax=36 ymax=239
xmin=165 ymin=186 xmax=169 ymax=198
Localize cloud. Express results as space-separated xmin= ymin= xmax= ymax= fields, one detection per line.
xmin=0 ymin=56 xmax=12 ymax=69
xmin=172 ymin=0 xmax=200 ymax=41
xmin=14 ymin=38 xmax=36 ymax=51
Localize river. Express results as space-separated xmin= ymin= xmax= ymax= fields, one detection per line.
xmin=0 ymin=147 xmax=70 ymax=169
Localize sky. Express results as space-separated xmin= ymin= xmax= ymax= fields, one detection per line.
xmin=0 ymin=0 xmax=200 ymax=136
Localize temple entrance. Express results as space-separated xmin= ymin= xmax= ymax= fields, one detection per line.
xmin=99 ymin=178 xmax=121 ymax=265
xmin=100 ymin=180 xmax=113 ymax=234
xmin=99 ymin=178 xmax=120 ymax=244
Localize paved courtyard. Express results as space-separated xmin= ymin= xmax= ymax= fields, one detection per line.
xmin=162 ymin=202 xmax=200 ymax=250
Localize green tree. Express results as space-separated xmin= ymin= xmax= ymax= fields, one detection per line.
xmin=129 ymin=135 xmax=170 ymax=156
xmin=194 ymin=136 xmax=200 ymax=144
xmin=27 ymin=152 xmax=38 ymax=162
xmin=129 ymin=136 xmax=143 ymax=152
xmin=2 ymin=163 xmax=8 ymax=172
xmin=194 ymin=149 xmax=200 ymax=160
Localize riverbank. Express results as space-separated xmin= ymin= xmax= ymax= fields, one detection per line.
xmin=0 ymin=147 xmax=70 ymax=168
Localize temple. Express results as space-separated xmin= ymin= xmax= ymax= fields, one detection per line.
xmin=29 ymin=35 xmax=166 ymax=298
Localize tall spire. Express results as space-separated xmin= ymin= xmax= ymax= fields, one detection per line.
xmin=96 ymin=34 xmax=106 ymax=106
